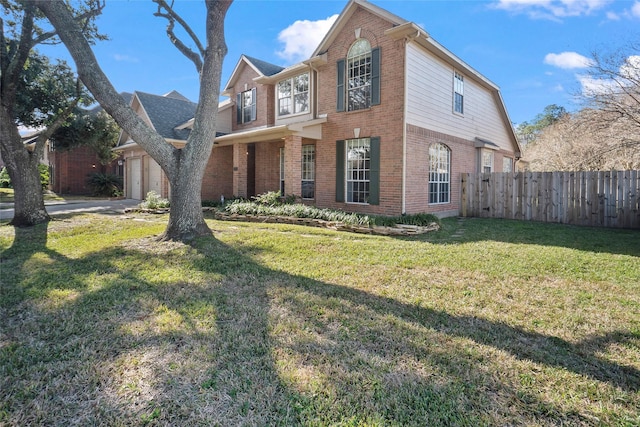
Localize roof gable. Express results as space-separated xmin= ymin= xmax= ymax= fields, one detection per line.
xmin=134 ymin=91 xmax=197 ymax=141
xmin=222 ymin=55 xmax=284 ymax=94
xmin=312 ymin=0 xmax=405 ymax=57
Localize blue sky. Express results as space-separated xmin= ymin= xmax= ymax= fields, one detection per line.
xmin=40 ymin=0 xmax=640 ymax=125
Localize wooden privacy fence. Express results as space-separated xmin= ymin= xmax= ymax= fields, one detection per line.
xmin=461 ymin=170 xmax=640 ymax=229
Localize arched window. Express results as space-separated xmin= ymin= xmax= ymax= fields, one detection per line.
xmin=347 ymin=39 xmax=372 ymax=111
xmin=429 ymin=143 xmax=451 ymax=204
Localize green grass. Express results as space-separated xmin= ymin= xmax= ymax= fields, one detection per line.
xmin=1 ymin=213 xmax=638 ymax=426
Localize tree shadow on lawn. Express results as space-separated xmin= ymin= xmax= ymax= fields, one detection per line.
xmin=417 ymin=217 xmax=640 ymax=257
xmin=1 ymin=229 xmax=638 ymax=425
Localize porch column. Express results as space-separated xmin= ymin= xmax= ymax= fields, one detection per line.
xmin=232 ymin=143 xmax=248 ymax=198
xmin=284 ymin=135 xmax=302 ymax=197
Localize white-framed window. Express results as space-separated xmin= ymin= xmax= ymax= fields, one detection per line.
xmin=482 ymin=150 xmax=493 ymax=173
xmin=503 ymin=157 xmax=513 ymax=173
xmin=237 ymin=88 xmax=256 ymax=124
xmin=277 ymin=73 xmax=309 ymax=117
xmin=346 ymin=138 xmax=371 ymax=203
xmin=347 ymin=39 xmax=372 ymax=112
xmin=453 ymin=71 xmax=464 ymax=115
xmin=279 ymin=147 xmax=285 ymax=194
xmin=301 ymin=144 xmax=315 ymax=199
xmin=429 ymin=143 xmax=451 ymax=204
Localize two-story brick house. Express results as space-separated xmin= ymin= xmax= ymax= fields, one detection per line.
xmin=118 ymin=0 xmax=521 ymax=218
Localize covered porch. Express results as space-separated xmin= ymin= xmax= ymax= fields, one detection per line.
xmin=214 ymin=117 xmax=325 ymax=200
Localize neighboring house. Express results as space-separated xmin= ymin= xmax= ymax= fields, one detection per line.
xmin=47 ymin=92 xmax=132 ymax=195
xmin=118 ymin=0 xmax=522 ymax=218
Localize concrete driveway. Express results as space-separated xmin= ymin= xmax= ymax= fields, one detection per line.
xmin=0 ymin=198 xmax=141 ymax=221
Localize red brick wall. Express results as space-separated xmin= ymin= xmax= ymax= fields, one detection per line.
xmin=313 ymin=5 xmax=407 ymax=216
xmin=254 ymin=141 xmax=283 ymax=195
xmin=50 ymin=145 xmax=115 ymax=195
xmin=231 ymin=63 xmax=274 ymax=132
xmin=201 ymin=145 xmax=234 ymax=201
xmin=405 ymin=124 xmax=476 ymax=215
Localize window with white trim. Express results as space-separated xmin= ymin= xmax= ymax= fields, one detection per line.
xmin=429 ymin=143 xmax=451 ymax=204
xmin=301 ymin=144 xmax=315 ymax=199
xmin=346 ymin=138 xmax=371 ymax=203
xmin=482 ymin=150 xmax=493 ymax=173
xmin=277 ymin=73 xmax=309 ymax=116
xmin=237 ymin=88 xmax=256 ymax=124
xmin=454 ymin=71 xmax=464 ymax=115
xmin=347 ymin=39 xmax=372 ymax=112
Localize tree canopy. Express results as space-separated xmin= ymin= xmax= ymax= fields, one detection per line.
xmin=1 ymin=0 xmax=104 ymax=226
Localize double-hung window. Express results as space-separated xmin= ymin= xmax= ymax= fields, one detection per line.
xmin=337 ymin=39 xmax=380 ymax=112
xmin=346 ymin=138 xmax=371 ymax=203
xmin=429 ymin=143 xmax=451 ymax=204
xmin=347 ymin=39 xmax=372 ymax=111
xmin=301 ymin=145 xmax=315 ymax=199
xmin=482 ymin=150 xmax=493 ymax=173
xmin=277 ymin=73 xmax=309 ymax=116
xmin=237 ymin=88 xmax=256 ymax=124
xmin=335 ymin=137 xmax=380 ymax=205
xmin=454 ymin=71 xmax=464 ymax=115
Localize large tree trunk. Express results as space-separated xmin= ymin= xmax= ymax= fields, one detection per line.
xmin=0 ymin=108 xmax=49 ymax=227
xmin=159 ymin=147 xmax=212 ymax=241
xmin=37 ymin=0 xmax=231 ymax=242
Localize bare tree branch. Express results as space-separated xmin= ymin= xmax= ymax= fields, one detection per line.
xmin=152 ymin=0 xmax=205 ymax=72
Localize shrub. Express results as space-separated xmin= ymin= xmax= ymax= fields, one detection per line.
xmin=38 ymin=164 xmax=50 ymax=190
xmin=0 ymin=168 xmax=11 ymax=188
xmin=140 ymin=191 xmax=170 ymax=209
xmin=252 ymin=191 xmax=282 ymax=206
xmin=87 ymin=172 xmax=123 ymax=197
xmin=223 ymin=198 xmax=441 ymax=229
xmin=0 ymin=165 xmax=49 ymax=189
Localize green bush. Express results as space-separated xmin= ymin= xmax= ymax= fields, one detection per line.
xmin=38 ymin=164 xmax=49 ymax=190
xmin=0 ymin=165 xmax=49 ymax=189
xmin=0 ymin=168 xmax=11 ymax=188
xmin=87 ymin=172 xmax=123 ymax=197
xmin=224 ymin=194 xmax=441 ymax=229
xmin=140 ymin=191 xmax=170 ymax=209
xmin=252 ymin=191 xmax=282 ymax=206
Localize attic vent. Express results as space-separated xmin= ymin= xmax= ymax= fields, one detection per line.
xmin=355 ymin=28 xmax=361 ymax=39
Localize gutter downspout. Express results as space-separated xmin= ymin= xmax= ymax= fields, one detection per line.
xmin=401 ymin=32 xmax=422 ymax=215
xmin=402 ymin=40 xmax=409 ymax=215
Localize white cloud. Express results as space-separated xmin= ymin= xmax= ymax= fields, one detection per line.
xmin=632 ymin=1 xmax=640 ymax=18
xmin=544 ymin=52 xmax=594 ymax=69
xmin=276 ymin=14 xmax=338 ymax=64
xmin=494 ymin=0 xmax=611 ymax=20
xmin=606 ymin=10 xmax=620 ymax=20
xmin=579 ymin=55 xmax=640 ymax=95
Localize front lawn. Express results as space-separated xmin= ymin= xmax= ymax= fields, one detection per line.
xmin=1 ymin=214 xmax=638 ymax=426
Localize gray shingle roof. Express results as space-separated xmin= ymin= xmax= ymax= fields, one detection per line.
xmin=243 ymin=55 xmax=284 ymax=77
xmin=135 ymin=91 xmax=197 ymax=141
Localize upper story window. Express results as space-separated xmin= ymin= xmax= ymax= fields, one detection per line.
xmin=347 ymin=39 xmax=372 ymax=111
xmin=454 ymin=71 xmax=464 ymax=115
xmin=277 ymin=73 xmax=309 ymax=116
xmin=337 ymin=39 xmax=380 ymax=112
xmin=236 ymin=88 xmax=256 ymax=124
